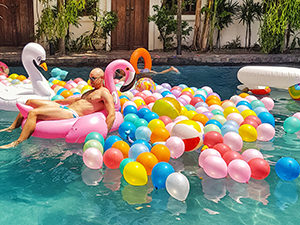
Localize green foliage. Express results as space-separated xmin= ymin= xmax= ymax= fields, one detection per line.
xmin=99 ymin=11 xmax=118 ymax=40
xmin=223 ymin=36 xmax=241 ymax=49
xmin=148 ymin=5 xmax=192 ymax=51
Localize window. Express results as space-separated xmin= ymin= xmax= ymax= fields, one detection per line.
xmin=164 ymin=0 xmax=196 ymax=15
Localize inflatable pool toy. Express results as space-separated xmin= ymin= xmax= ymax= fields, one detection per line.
xmin=17 ymin=59 xmax=136 ymax=143
xmin=135 ymin=77 xmax=156 ymax=92
xmin=288 ymin=83 xmax=300 ymax=100
xmin=249 ymin=86 xmax=271 ymax=95
xmin=50 ymin=67 xmax=69 ymax=81
xmin=0 ymin=61 xmax=9 ymax=74
xmin=0 ymin=43 xmax=55 ymax=111
xmin=130 ymin=48 xmax=152 ymax=74
xmin=237 ymin=66 xmax=300 ymax=90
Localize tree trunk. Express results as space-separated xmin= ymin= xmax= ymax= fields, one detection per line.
xmin=209 ymin=0 xmax=217 ymax=51
xmin=192 ymin=0 xmax=202 ymax=50
xmin=57 ymin=0 xmax=65 ymax=55
xmin=216 ymin=30 xmax=220 ymax=49
xmin=200 ymin=0 xmax=213 ymax=51
xmin=177 ymin=0 xmax=182 ymax=55
xmin=245 ymin=25 xmax=248 ymax=49
xmin=248 ymin=22 xmax=251 ymax=49
xmin=286 ymin=24 xmax=291 ymax=49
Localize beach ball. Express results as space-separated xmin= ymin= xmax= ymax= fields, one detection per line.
xmin=238 ymin=124 xmax=257 ymax=142
xmin=275 ymin=157 xmax=300 ymax=181
xmin=288 ymin=83 xmax=300 ymax=100
xmin=123 ymin=161 xmax=148 ymax=186
xmin=152 ymin=97 xmax=181 ymax=119
xmin=136 ymin=78 xmax=156 ymax=92
xmin=171 ymin=120 xmax=203 ymax=151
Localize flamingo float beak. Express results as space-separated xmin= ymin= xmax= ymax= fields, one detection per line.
xmin=39 ymin=61 xmax=48 ymax=71
xmin=120 ymin=71 xmax=136 ymax=92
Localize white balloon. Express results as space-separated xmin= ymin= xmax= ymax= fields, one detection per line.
xmin=166 ymin=172 xmax=190 ymax=201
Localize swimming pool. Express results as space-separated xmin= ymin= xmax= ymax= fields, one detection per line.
xmin=0 ymin=66 xmax=299 ymax=224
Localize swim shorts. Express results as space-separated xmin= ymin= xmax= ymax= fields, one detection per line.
xmin=59 ymin=105 xmax=79 ymax=118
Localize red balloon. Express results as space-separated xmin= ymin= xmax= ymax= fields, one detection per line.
xmin=137 ymin=105 xmax=149 ymax=111
xmin=190 ymin=97 xmax=204 ymax=106
xmin=213 ymin=143 xmax=231 ymax=157
xmin=248 ymin=158 xmax=270 ymax=179
xmin=244 ymin=115 xmax=261 ymax=125
xmin=180 ymin=91 xmax=193 ymax=98
xmin=51 ymin=84 xmax=59 ymax=90
xmin=171 ymin=86 xmax=182 ymax=92
xmin=203 ymin=131 xmax=223 ymax=148
xmin=134 ymin=92 xmax=146 ymax=99
xmin=145 ymin=96 xmax=156 ymax=105
xmin=241 ymin=119 xmax=259 ymax=129
xmin=159 ymin=115 xmax=173 ymax=125
xmin=103 ymin=148 xmax=124 ymax=169
xmin=223 ymin=151 xmax=242 ymax=165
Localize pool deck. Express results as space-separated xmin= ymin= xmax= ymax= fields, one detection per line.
xmin=1 ymin=47 xmax=300 ymax=67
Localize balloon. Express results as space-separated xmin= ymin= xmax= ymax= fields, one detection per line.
xmin=205 ymin=119 xmax=222 ymax=129
xmin=81 ymin=167 xmax=103 ymax=186
xmin=241 ymin=109 xmax=256 ymax=119
xmin=148 ymin=119 xmax=165 ymax=131
xmin=275 ymin=157 xmax=300 ymax=181
xmin=223 ymin=106 xmax=239 ymax=118
xmin=103 ymin=148 xmax=124 ymax=169
xmin=213 ymin=143 xmax=231 ymax=157
xmin=228 ymin=159 xmax=251 ymax=183
xmin=112 ymin=140 xmax=130 ymax=158
xmin=258 ymin=112 xmax=275 ymax=127
xmin=242 ymin=149 xmax=263 ymax=162
xmin=151 ymin=162 xmax=175 ymax=189
xmin=137 ymin=107 xmax=151 ymax=118
xmin=238 ymin=124 xmax=257 ymax=142
xmin=134 ymin=118 xmax=148 ymax=127
xmin=124 ymin=113 xmax=139 ymax=123
xmin=223 ymin=132 xmax=243 ymax=151
xmin=211 ymin=115 xmax=226 ymax=125
xmin=204 ymin=124 xmax=221 ymax=134
xmin=104 ymin=135 xmax=122 ymax=151
xmin=257 ymin=123 xmax=275 ymax=141
xmin=118 ymin=121 xmax=136 ymax=141
xmin=203 ymin=131 xmax=223 ymax=148
xmin=166 ymin=172 xmax=190 ymax=201
xmin=164 ymin=136 xmax=184 ymax=159
xmin=128 ymin=143 xmax=149 ymax=160
xmin=136 ymin=152 xmax=158 ymax=175
xmin=159 ymin=116 xmax=173 ymax=125
xmin=150 ymin=127 xmax=170 ymax=143
xmin=83 ymin=147 xmax=103 ymax=170
xmin=123 ymin=105 xmax=138 ymax=116
xmin=192 ymin=113 xmax=209 ymax=126
xmin=221 ymin=124 xmax=239 ymax=136
xmin=283 ymin=117 xmax=300 ymax=134
xmin=251 ymin=100 xmax=266 ymax=109
xmin=132 ymin=139 xmax=152 ymax=151
xmin=198 ymin=148 xmax=221 ymax=168
xmin=248 ymin=158 xmax=270 ymax=179
xmin=240 ymin=118 xmax=259 ymax=129
xmin=253 ymin=106 xmax=268 ymax=116
xmin=135 ymin=126 xmax=152 ymax=142
xmin=123 ymin=161 xmax=148 ymax=186
xmin=151 ymin=144 xmax=171 ymax=162
xmin=143 ymin=111 xmax=160 ymax=122
xmin=83 ymin=140 xmax=103 ymax=154
xmin=120 ymin=158 xmax=134 ymax=174
xmin=203 ymin=156 xmax=227 ymax=179
xmin=85 ymin=132 xmax=105 ymax=146
xmin=223 ymin=150 xmax=243 ymax=165
xmin=226 ymin=113 xmax=244 ymax=125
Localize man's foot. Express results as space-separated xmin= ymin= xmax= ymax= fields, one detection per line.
xmin=0 ymin=141 xmax=20 ymax=149
xmin=170 ymin=66 xmax=179 ymax=73
xmin=0 ymin=127 xmax=13 ymax=133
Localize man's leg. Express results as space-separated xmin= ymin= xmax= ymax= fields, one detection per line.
xmin=157 ymin=66 xmax=179 ymax=74
xmin=0 ymin=106 xmax=74 ymax=149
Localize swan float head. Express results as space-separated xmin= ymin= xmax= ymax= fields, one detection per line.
xmin=105 ymin=59 xmax=136 ymax=110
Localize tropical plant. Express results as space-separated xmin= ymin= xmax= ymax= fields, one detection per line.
xmin=0 ymin=3 xmax=8 ymax=21
xmin=223 ymin=36 xmax=241 ymax=49
xmin=148 ymin=5 xmax=192 ymax=51
xmin=237 ymin=0 xmax=262 ymax=49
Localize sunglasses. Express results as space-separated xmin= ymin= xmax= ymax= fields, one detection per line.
xmin=89 ymin=76 xmax=104 ymax=81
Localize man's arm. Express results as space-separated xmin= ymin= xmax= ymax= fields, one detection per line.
xmin=54 ymin=96 xmax=81 ymax=105
xmin=101 ymin=90 xmax=116 ymax=131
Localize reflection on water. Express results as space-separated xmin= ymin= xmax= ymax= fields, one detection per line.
xmin=274 ymin=180 xmax=298 ymax=210
xmin=81 ymin=167 xmax=103 ymax=186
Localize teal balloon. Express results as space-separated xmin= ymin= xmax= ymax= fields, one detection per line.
xmin=85 ymin=132 xmax=105 ymax=146
xmin=184 ymin=104 xmax=195 ymax=111
xmin=83 ymin=140 xmax=103 ymax=154
xmin=211 ymin=109 xmax=224 ymax=116
xmin=120 ymin=158 xmax=134 ymax=174
xmin=250 ymin=100 xmax=265 ymax=109
xmin=51 ymin=95 xmax=64 ymax=101
xmin=135 ymin=126 xmax=151 ymax=142
xmin=283 ymin=117 xmax=300 ymax=134
xmin=124 ymin=113 xmax=139 ymax=123
xmin=134 ymin=118 xmax=148 ymax=127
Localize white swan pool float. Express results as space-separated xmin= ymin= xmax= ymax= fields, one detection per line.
xmin=237 ymin=66 xmax=300 ymax=90
xmin=0 ymin=43 xmax=55 ymax=111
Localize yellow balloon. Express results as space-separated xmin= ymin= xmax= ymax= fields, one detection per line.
xmin=134 ymin=99 xmax=146 ymax=107
xmin=211 ymin=115 xmax=226 ymax=125
xmin=152 ymin=97 xmax=181 ymax=119
xmin=184 ymin=110 xmax=198 ymax=119
xmin=9 ymin=73 xmax=18 ymax=80
xmin=180 ymin=106 xmax=188 ymax=115
xmin=81 ymin=85 xmax=93 ymax=94
xmin=148 ymin=119 xmax=165 ymax=132
xmin=241 ymin=109 xmax=256 ymax=119
xmin=221 ymin=100 xmax=235 ymax=109
xmin=238 ymin=124 xmax=257 ymax=142
xmin=123 ymin=162 xmax=148 ymax=186
xmin=52 ymin=79 xmax=60 ymax=85
xmin=182 ymin=87 xmax=194 ymax=95
xmin=223 ymin=106 xmax=239 ymax=118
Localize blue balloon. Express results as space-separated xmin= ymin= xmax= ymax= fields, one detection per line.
xmin=161 ymin=90 xmax=172 ymax=97
xmin=185 ymin=104 xmax=196 ymax=111
xmin=123 ymin=105 xmax=138 ymax=116
xmin=137 ymin=108 xmax=151 ymax=118
xmin=133 ymin=139 xmax=152 ymax=150
xmin=104 ymin=135 xmax=122 ymax=151
xmin=51 ymin=95 xmax=64 ymax=101
xmin=128 ymin=143 xmax=149 ymax=160
xmin=205 ymin=119 xmax=222 ymax=129
xmin=211 ymin=109 xmax=224 ymax=116
xmin=221 ymin=124 xmax=239 ymax=136
xmin=195 ymin=101 xmax=208 ymax=108
xmin=135 ymin=126 xmax=152 ymax=142
xmin=236 ymin=100 xmax=252 ymax=109
xmin=85 ymin=132 xmax=105 ymax=146
xmin=254 ymin=106 xmax=268 ymax=115
xmin=258 ymin=112 xmax=275 ymax=127
xmin=118 ymin=121 xmax=136 ymax=142
xmin=275 ymin=157 xmax=300 ymax=181
xmin=151 ymin=162 xmax=175 ymax=189
xmin=134 ymin=118 xmax=148 ymax=127
xmin=143 ymin=112 xmax=159 ymax=122
xmin=223 ymin=120 xmax=239 ymax=128
xmin=57 ymin=88 xmax=67 ymax=95
xmin=120 ymin=95 xmax=129 ymax=100
xmin=194 ymin=94 xmax=206 ymax=102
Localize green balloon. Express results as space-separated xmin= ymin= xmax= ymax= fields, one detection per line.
xmin=124 ymin=113 xmax=139 ymax=123
xmin=204 ymin=124 xmax=221 ymax=134
xmin=85 ymin=132 xmax=105 ymax=146
xmin=250 ymin=100 xmax=265 ymax=109
xmin=120 ymin=158 xmax=134 ymax=174
xmin=134 ymin=118 xmax=148 ymax=127
xmin=283 ymin=117 xmax=300 ymax=134
xmin=83 ymin=140 xmax=103 ymax=154
xmin=211 ymin=109 xmax=224 ymax=116
xmin=51 ymin=95 xmax=64 ymax=101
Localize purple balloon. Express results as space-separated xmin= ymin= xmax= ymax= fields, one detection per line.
xmin=177 ymin=97 xmax=188 ymax=106
xmin=161 ymin=83 xmax=172 ymax=90
xmin=202 ymin=111 xmax=214 ymax=119
xmin=171 ymin=89 xmax=182 ymax=98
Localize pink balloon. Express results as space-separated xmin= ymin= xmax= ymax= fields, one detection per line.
xmin=83 ymin=147 xmax=103 ymax=170
xmin=256 ymin=123 xmax=275 ymax=141
xmin=242 ymin=149 xmax=264 ymax=162
xmin=226 ymin=113 xmax=244 ymax=125
xmin=165 ymin=122 xmax=176 ymax=133
xmin=196 ymin=107 xmax=209 ymax=114
xmin=260 ymin=97 xmax=274 ymax=111
xmin=223 ymin=132 xmax=243 ymax=151
xmin=198 ymin=148 xmax=221 ymax=168
xmin=103 ymin=148 xmax=124 ymax=169
xmin=159 ymin=116 xmax=173 ymax=125
xmin=293 ymin=112 xmax=300 ymax=121
xmin=209 ymin=105 xmax=224 ymax=112
xmin=245 ymin=95 xmax=257 ymax=102
xmin=228 ymin=159 xmax=251 ymax=183
xmin=203 ymin=156 xmax=227 ymax=179
xmin=165 ymin=136 xmax=185 ymax=159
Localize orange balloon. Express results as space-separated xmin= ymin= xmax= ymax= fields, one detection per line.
xmin=206 ymin=99 xmax=221 ymax=106
xmin=150 ymin=127 xmax=170 ymax=143
xmin=60 ymin=90 xmax=73 ymax=98
xmin=58 ymin=81 xmax=66 ymax=87
xmin=17 ymin=75 xmax=27 ymax=81
xmin=136 ymin=152 xmax=158 ymax=175
xmin=239 ymin=93 xmax=249 ymax=98
xmin=120 ymin=98 xmax=129 ymax=107
xmin=112 ymin=140 xmax=130 ymax=158
xmin=206 ymin=95 xmax=221 ymax=102
xmin=151 ymin=144 xmax=170 ymax=162
xmin=192 ymin=113 xmax=209 ymax=125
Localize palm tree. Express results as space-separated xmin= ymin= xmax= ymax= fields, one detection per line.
xmin=237 ymin=0 xmax=262 ymax=49
xmin=0 ymin=3 xmax=8 ymax=21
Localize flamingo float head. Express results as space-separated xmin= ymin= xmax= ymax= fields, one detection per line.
xmin=21 ymin=42 xmax=48 ymax=72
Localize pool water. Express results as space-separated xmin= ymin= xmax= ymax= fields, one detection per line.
xmin=0 ymin=66 xmax=299 ymax=225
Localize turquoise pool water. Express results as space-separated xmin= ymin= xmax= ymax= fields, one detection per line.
xmin=0 ymin=66 xmax=299 ymax=224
